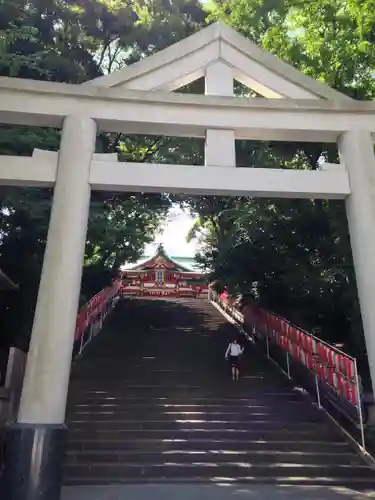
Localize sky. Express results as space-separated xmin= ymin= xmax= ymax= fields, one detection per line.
xmin=144 ymin=205 xmax=198 ymax=257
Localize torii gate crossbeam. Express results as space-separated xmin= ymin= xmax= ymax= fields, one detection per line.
xmin=0 ymin=150 xmax=350 ymax=199
xmin=1 ymin=77 xmax=375 ymax=142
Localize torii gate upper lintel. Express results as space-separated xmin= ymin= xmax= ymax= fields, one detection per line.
xmin=85 ymin=21 xmax=351 ymax=101
xmin=2 ymin=22 xmax=375 ymax=500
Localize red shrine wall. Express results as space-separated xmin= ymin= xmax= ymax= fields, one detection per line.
xmin=121 ymin=269 xmax=209 ymax=298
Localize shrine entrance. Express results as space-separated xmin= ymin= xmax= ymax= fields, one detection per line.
xmin=121 ymin=244 xmax=209 ymax=299
xmin=2 ymin=21 xmax=375 ymax=500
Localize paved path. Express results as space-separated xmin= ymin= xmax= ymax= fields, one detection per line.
xmin=62 ymin=484 xmax=375 ymax=500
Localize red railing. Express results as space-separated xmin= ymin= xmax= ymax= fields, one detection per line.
xmin=211 ymin=289 xmax=366 ymax=451
xmin=243 ymin=301 xmax=358 ymax=400
xmin=73 ymin=279 xmax=122 ymax=356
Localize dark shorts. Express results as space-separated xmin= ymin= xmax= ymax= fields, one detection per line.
xmin=230 ymin=355 xmax=240 ymax=369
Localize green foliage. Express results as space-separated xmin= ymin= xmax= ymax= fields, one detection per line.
xmin=87 ymin=192 xmax=170 ymax=270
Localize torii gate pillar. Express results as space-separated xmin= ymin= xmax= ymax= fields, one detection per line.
xmin=3 ymin=115 xmax=97 ymax=500
xmin=340 ymin=130 xmax=375 ymax=392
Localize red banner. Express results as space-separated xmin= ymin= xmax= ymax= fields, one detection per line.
xmin=74 ymin=280 xmax=120 ymax=342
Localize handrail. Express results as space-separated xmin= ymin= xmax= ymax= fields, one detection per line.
xmin=211 ymin=289 xmax=366 ymax=452
xmin=72 ymin=279 xmax=122 ymax=357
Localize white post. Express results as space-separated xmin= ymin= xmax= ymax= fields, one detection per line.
xmin=286 ymin=352 xmax=291 ymax=379
xmin=18 ymin=115 xmax=96 ymax=424
xmin=354 ymin=359 xmax=366 ymax=451
xmin=78 ymin=328 xmax=85 ymax=356
xmin=339 ymin=130 xmax=375 ymax=402
xmin=315 ymin=375 xmax=321 ymax=409
xmin=205 ymin=61 xmax=235 ymax=168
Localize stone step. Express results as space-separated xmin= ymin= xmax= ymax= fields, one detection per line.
xmin=68 ymin=388 xmax=295 ymax=397
xmin=68 ymin=383 xmax=296 ymax=390
xmin=64 ymin=462 xmax=375 ymax=481
xmin=69 ymin=385 xmax=296 ymax=394
xmin=65 ymin=449 xmax=363 ymax=467
xmin=69 ymin=377 xmax=281 ymax=386
xmin=67 ymin=410 xmax=325 ymax=422
xmin=67 ymin=401 xmax=311 ymax=410
xmin=68 ymin=394 xmax=307 ymax=403
xmin=67 ymin=420 xmax=335 ymax=432
xmin=67 ymin=438 xmax=353 ymax=454
xmin=68 ymin=428 xmax=344 ymax=442
xmin=63 ymin=475 xmax=375 ymax=487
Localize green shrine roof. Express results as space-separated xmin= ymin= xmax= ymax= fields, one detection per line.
xmin=122 ymin=244 xmax=201 ymax=272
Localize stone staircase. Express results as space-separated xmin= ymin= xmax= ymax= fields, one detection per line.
xmin=64 ymin=298 xmax=375 ymax=487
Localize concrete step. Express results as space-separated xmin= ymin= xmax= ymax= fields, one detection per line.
xmin=68 ymin=378 xmax=285 ymax=386
xmin=67 ymin=428 xmax=345 ymax=442
xmin=66 ymin=438 xmax=353 ymax=454
xmin=67 ymin=400 xmax=313 ymax=410
xmin=68 ymin=394 xmax=308 ymax=403
xmin=64 ymin=462 xmax=375 ymax=481
xmin=63 ymin=475 xmax=375 ymax=487
xmin=65 ymin=449 xmax=363 ymax=467
xmin=67 ymin=410 xmax=325 ymax=422
xmin=67 ymin=420 xmax=336 ymax=432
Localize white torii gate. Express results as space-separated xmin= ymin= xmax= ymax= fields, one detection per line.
xmin=2 ymin=21 xmax=375 ymax=500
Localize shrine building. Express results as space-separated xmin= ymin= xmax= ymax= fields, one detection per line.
xmin=121 ymin=245 xmax=209 ymax=298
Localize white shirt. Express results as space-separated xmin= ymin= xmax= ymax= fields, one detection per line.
xmin=225 ymin=343 xmax=243 ymax=357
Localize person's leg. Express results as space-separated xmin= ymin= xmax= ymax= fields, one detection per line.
xmin=231 ymin=365 xmax=236 ymax=380
xmin=235 ymin=367 xmax=240 ymax=381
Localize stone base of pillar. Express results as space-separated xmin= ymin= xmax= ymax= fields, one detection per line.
xmin=2 ymin=423 xmax=67 ymax=500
